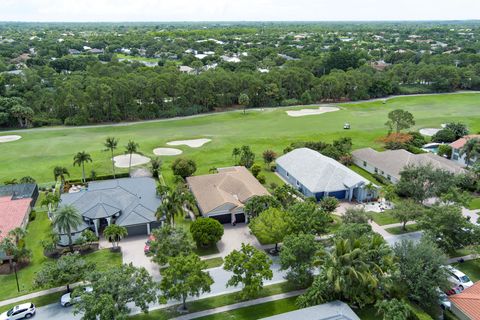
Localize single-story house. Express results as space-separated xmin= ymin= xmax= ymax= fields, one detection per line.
xmin=450 ymin=135 xmax=480 ymax=167
xmin=0 ymin=183 xmax=37 ymax=260
xmin=450 ymin=281 xmax=480 ymax=320
xmin=186 ymin=166 xmax=269 ymax=224
xmin=352 ymin=148 xmax=466 ymax=184
xmin=261 ymin=300 xmax=360 ymax=320
xmin=276 ymin=148 xmax=377 ymax=202
xmin=57 ymin=177 xmax=163 ymax=246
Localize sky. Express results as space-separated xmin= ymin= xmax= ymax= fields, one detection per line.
xmin=1 ymin=0 xmax=480 ymax=22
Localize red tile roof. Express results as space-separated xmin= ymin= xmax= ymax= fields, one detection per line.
xmin=450 ymin=135 xmax=480 ymax=150
xmin=0 ymin=196 xmax=31 ymax=241
xmin=450 ymin=282 xmax=480 ymax=320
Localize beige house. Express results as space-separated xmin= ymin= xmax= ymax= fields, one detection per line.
xmin=352 ymin=148 xmax=465 ymax=183
xmin=186 ymin=166 xmax=269 ymax=224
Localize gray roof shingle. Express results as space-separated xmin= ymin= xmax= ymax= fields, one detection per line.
xmin=276 ymin=148 xmax=369 ymax=193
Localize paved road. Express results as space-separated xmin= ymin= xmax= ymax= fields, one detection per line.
xmin=33 ymin=261 xmax=288 ymax=320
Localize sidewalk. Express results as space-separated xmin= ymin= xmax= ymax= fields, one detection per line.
xmin=0 ymin=282 xmax=82 ymax=307
xmin=172 ymin=290 xmax=305 ymax=320
xmin=447 ymin=254 xmax=478 ymax=264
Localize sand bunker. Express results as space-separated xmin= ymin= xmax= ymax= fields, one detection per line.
xmin=113 ymin=154 xmax=151 ymax=168
xmin=0 ymin=135 xmax=22 ymax=143
xmin=419 ymin=128 xmax=441 ymax=136
xmin=153 ymin=148 xmax=183 ymax=156
xmin=286 ymin=106 xmax=340 ymax=117
xmin=167 ymin=138 xmax=211 ymax=148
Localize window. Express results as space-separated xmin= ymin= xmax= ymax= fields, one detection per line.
xmin=296 ymin=180 xmax=300 ymax=186
xmin=286 ymin=172 xmax=289 ymax=177
xmin=363 ymin=161 xmax=367 ymax=167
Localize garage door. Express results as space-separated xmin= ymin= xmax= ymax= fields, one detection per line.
xmin=329 ymin=190 xmax=347 ymax=199
xmin=235 ymin=213 xmax=245 ymax=223
xmin=125 ymin=224 xmax=148 ymax=236
xmin=210 ymin=214 xmax=232 ymax=224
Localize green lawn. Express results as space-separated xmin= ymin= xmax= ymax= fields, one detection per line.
xmin=202 ymin=257 xmax=224 ymax=269
xmin=450 ymin=245 xmax=479 ymax=259
xmin=385 ymin=224 xmax=421 ymax=235
xmin=453 ymin=259 xmax=480 ymax=282
xmin=349 ymin=165 xmax=385 ymax=186
xmin=0 ymin=210 xmax=122 ymax=301
xmin=195 ymin=296 xmax=298 ymax=320
xmin=369 ymin=210 xmax=399 ymax=226
xmin=131 ymin=282 xmax=297 ymax=320
xmin=1 ymin=93 xmax=479 ymax=185
xmin=469 ymin=197 xmax=480 ymax=210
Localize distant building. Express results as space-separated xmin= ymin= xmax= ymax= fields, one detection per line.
xmin=371 ymin=60 xmax=391 ymax=71
xmin=179 ymin=65 xmax=194 ymax=74
xmin=450 ymin=135 xmax=480 ymax=167
xmin=68 ymin=49 xmax=81 ymax=55
xmin=276 ymin=148 xmax=376 ymax=202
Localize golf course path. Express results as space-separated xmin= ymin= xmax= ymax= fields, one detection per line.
xmin=1 ymin=91 xmax=478 ymax=134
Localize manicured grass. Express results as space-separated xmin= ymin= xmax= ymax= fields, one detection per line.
xmin=193 ymin=245 xmax=220 ymax=257
xmin=0 ymin=211 xmax=121 ymax=301
xmin=202 ymin=257 xmax=224 ymax=269
xmin=1 ymin=93 xmax=479 ymax=185
xmin=453 ymin=259 xmax=480 ymax=282
xmin=449 ymin=245 xmax=479 ymax=258
xmin=385 ymin=224 xmax=421 ymax=235
xmin=369 ymin=210 xmax=399 ymax=226
xmin=469 ymin=197 xmax=480 ymax=210
xmin=116 ymin=53 xmax=160 ymax=63
xmin=327 ymin=214 xmax=343 ymax=234
xmin=0 ymin=292 xmax=63 ymax=313
xmin=131 ymin=282 xmax=297 ymax=320
xmin=349 ymin=165 xmax=384 ymax=186
xmin=195 ymin=296 xmax=298 ymax=320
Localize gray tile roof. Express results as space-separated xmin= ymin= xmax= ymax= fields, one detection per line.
xmin=261 ymin=301 xmax=360 ymax=320
xmin=352 ymin=148 xmax=466 ymax=180
xmin=0 ymin=183 xmax=37 ymax=200
xmin=276 ymin=148 xmax=370 ymax=193
xmin=59 ymin=177 xmax=162 ymax=231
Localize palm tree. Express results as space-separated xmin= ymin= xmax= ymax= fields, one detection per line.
xmin=460 ymin=138 xmax=480 ymax=168
xmin=53 ymin=166 xmax=70 ymax=184
xmin=232 ymin=147 xmax=240 ymax=164
xmin=104 ymin=137 xmax=118 ymax=178
xmin=156 ymin=188 xmax=184 ymax=226
xmin=150 ymin=157 xmax=162 ymax=179
xmin=73 ymin=151 xmax=92 ymax=183
xmin=8 ymin=227 xmax=26 ymax=245
xmin=41 ymin=192 xmax=61 ymax=218
xmin=52 ymin=205 xmax=83 ymax=253
xmin=125 ymin=140 xmax=139 ymax=174
xmin=103 ymin=224 xmax=128 ymax=251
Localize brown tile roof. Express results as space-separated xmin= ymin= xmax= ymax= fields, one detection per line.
xmin=186 ymin=166 xmax=269 ymax=215
xmin=352 ymin=148 xmax=465 ymax=180
xmin=450 ymin=282 xmax=480 ymax=320
xmin=450 ymin=135 xmax=480 ymax=150
xmin=0 ymin=196 xmax=31 ymax=241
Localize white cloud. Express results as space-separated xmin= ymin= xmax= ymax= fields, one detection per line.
xmin=0 ymin=0 xmax=479 ymax=22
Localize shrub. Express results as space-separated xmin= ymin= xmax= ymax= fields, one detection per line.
xmin=406 ymin=145 xmax=425 ymax=154
xmin=438 ymin=144 xmax=452 ymax=158
xmin=373 ymin=173 xmax=391 ymax=185
xmin=270 ymin=164 xmax=277 ymax=172
xmin=171 ymin=158 xmax=197 ymax=179
xmin=431 ymin=129 xmax=456 ymax=143
xmin=190 ymin=218 xmax=224 ymax=247
xmin=29 ymin=210 xmax=36 ymax=221
xmin=319 ymin=196 xmax=339 ymax=213
xmin=251 ymin=164 xmax=262 ymax=177
xmin=257 ymin=174 xmax=266 ymax=184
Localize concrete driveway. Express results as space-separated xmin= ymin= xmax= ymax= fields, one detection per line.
xmin=116 ymin=235 xmax=161 ymax=280
xmin=216 ymin=223 xmax=264 ymax=257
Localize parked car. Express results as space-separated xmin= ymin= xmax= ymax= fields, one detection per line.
xmin=144 ymin=234 xmax=156 ymax=255
xmin=60 ymin=287 xmax=93 ymax=307
xmin=438 ymin=290 xmax=451 ymax=310
xmin=0 ymin=303 xmax=36 ymax=319
xmin=446 ymin=266 xmax=474 ymax=289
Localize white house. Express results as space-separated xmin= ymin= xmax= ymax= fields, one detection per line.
xmin=450 ymin=135 xmax=480 ymax=167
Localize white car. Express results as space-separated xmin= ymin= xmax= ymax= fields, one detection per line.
xmin=438 ymin=291 xmax=451 ymax=310
xmin=447 ymin=266 xmax=474 ymax=290
xmin=0 ymin=303 xmax=36 ymax=319
xmin=60 ymin=286 xmax=93 ymax=307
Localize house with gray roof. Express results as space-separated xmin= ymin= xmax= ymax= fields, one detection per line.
xmin=261 ymin=301 xmax=360 ymax=320
xmin=352 ymin=148 xmax=466 ymax=184
xmin=57 ymin=177 xmax=163 ymax=246
xmin=276 ymin=148 xmax=376 ymax=202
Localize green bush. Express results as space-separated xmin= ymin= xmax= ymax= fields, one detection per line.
xmin=257 ymin=174 xmax=266 ymax=184
xmin=29 ymin=210 xmax=36 ymax=221
xmin=251 ymin=164 xmax=262 ymax=177
xmin=373 ymin=173 xmax=391 ymax=185
xmin=190 ymin=217 xmax=224 ymax=247
xmin=408 ymin=303 xmax=433 ymax=320
xmin=406 ymin=145 xmax=425 ymax=154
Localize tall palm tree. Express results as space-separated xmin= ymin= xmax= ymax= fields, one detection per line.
xmin=232 ymin=147 xmax=240 ymax=164
xmin=73 ymin=151 xmax=92 ymax=183
xmin=104 ymin=137 xmax=118 ymax=178
xmin=41 ymin=192 xmax=61 ymax=218
xmin=150 ymin=157 xmax=162 ymax=179
xmin=460 ymin=138 xmax=480 ymax=168
xmin=52 ymin=205 xmax=83 ymax=253
xmin=53 ymin=166 xmax=70 ymax=184
xmin=103 ymin=224 xmax=128 ymax=250
xmin=8 ymin=227 xmax=26 ymax=245
xmin=156 ymin=188 xmax=184 ymax=226
xmin=125 ymin=140 xmax=139 ymax=174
